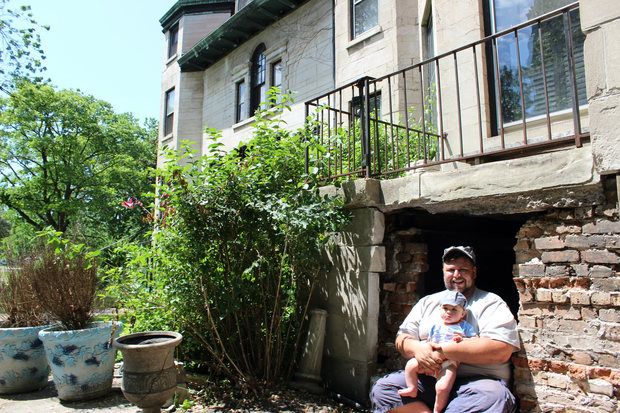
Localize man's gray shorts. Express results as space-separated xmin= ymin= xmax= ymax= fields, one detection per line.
xmin=370 ymin=370 xmax=517 ymax=413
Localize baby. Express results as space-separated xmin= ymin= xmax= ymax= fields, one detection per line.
xmin=398 ymin=290 xmax=477 ymax=413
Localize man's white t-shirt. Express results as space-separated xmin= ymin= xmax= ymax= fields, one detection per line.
xmin=398 ymin=288 xmax=520 ymax=383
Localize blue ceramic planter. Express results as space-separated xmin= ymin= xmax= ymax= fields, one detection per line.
xmin=38 ymin=321 xmax=123 ymax=401
xmin=0 ymin=324 xmax=54 ymax=394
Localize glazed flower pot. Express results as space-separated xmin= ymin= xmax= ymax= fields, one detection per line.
xmin=113 ymin=331 xmax=182 ymax=413
xmin=38 ymin=321 xmax=123 ymax=401
xmin=0 ymin=324 xmax=55 ymax=394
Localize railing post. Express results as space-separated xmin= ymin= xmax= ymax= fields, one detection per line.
xmin=357 ymin=77 xmax=372 ymax=178
xmin=563 ymin=9 xmax=582 ymax=147
xmin=304 ymin=102 xmax=310 ymax=175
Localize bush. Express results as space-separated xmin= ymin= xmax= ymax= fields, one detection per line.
xmin=27 ymin=231 xmax=99 ymax=331
xmin=107 ymin=91 xmax=349 ymax=391
xmin=0 ymin=268 xmax=49 ymax=327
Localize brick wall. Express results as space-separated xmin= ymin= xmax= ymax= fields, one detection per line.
xmin=377 ymin=227 xmax=429 ymax=372
xmin=513 ymin=184 xmax=619 ymax=412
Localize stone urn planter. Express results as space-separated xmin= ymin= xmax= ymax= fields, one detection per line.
xmin=113 ymin=331 xmax=182 ymax=413
xmin=0 ymin=324 xmax=55 ymax=394
xmin=38 ymin=321 xmax=123 ymax=401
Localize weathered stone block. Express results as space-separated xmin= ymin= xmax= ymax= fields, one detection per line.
xmin=580 ymin=0 xmax=620 ymax=32
xmin=587 ymin=378 xmax=614 ymax=397
xmin=541 ymin=250 xmax=580 ymax=263
xmin=582 ymin=249 xmax=619 ymax=264
xmin=591 ymin=291 xmax=612 ymax=305
xmin=599 ymin=308 xmax=620 ymax=322
xmin=570 ymin=291 xmax=591 ymax=305
xmin=583 ymin=219 xmax=620 ymax=235
xmin=519 ymin=262 xmax=545 ymax=277
xmin=536 ymin=289 xmax=553 ymax=303
xmin=589 ymin=265 xmax=614 ymax=278
xmin=535 ymin=236 xmax=565 ymax=250
xmin=564 ymin=234 xmax=606 ymax=249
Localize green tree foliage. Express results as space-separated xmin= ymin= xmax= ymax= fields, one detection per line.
xmin=107 ymin=92 xmax=350 ymax=391
xmin=0 ymin=0 xmax=48 ymax=91
xmin=0 ymin=80 xmax=157 ymax=253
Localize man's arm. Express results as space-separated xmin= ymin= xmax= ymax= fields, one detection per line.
xmin=435 ymin=337 xmax=515 ymax=364
xmin=396 ymin=333 xmax=446 ymax=373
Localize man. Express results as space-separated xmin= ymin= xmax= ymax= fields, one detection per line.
xmin=370 ymin=246 xmax=520 ymax=413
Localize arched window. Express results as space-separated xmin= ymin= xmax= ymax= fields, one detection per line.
xmin=250 ymin=44 xmax=266 ymax=115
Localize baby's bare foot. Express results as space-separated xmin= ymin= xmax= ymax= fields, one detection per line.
xmin=398 ymin=387 xmax=418 ymax=398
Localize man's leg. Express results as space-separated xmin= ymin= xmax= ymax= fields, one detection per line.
xmin=370 ymin=371 xmax=436 ymax=413
xmin=444 ymin=378 xmax=517 ymax=413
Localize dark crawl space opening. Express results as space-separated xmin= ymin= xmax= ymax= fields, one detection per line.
xmin=389 ymin=209 xmax=532 ymax=319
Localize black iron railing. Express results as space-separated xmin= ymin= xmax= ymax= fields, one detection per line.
xmin=305 ymin=2 xmax=588 ymax=181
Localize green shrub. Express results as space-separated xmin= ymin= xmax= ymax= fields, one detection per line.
xmin=107 ymin=91 xmax=350 ymax=391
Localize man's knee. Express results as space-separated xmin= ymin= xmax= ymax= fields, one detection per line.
xmin=445 ymin=378 xmax=516 ymax=413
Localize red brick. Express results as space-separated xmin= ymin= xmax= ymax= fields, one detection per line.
xmin=608 ymin=371 xmax=620 ymax=386
xmin=396 ymin=283 xmax=407 ymax=293
xmin=549 ymin=361 xmax=568 ymax=374
xmin=513 ymin=278 xmax=526 ymax=291
xmin=528 ymin=358 xmax=549 ymax=371
xmin=405 ymin=282 xmax=416 ymax=293
xmin=534 ymin=236 xmax=565 ymax=250
xmin=570 ymin=277 xmax=592 ymax=289
xmin=514 ymin=239 xmax=530 ymax=250
xmin=589 ymin=265 xmax=614 ymax=278
xmin=548 ymin=277 xmax=570 ymax=288
xmin=383 ymin=282 xmax=396 ymax=292
xmin=565 ymin=234 xmax=606 ymax=248
xmin=518 ymin=225 xmax=543 ymax=238
xmin=582 ymin=249 xmax=620 ymax=264
xmin=588 ymin=367 xmax=612 ymax=379
xmin=568 ymin=364 xmax=588 ymax=380
xmin=541 ymin=250 xmax=580 ymax=263
xmin=396 ymin=252 xmax=412 ymax=263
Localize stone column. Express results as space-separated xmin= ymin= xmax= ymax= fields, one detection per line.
xmin=291 ymin=309 xmax=328 ymax=394
xmin=580 ymin=0 xmax=620 ymax=175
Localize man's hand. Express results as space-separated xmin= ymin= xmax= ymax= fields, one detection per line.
xmin=396 ymin=334 xmax=445 ymax=374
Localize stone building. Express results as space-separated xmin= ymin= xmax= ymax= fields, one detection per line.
xmin=159 ymin=0 xmax=620 ymax=411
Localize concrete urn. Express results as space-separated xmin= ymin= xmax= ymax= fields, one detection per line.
xmin=113 ymin=331 xmax=182 ymax=413
xmin=38 ymin=321 xmax=123 ymax=401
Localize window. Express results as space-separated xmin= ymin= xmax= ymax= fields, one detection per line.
xmin=487 ymin=0 xmax=585 ymax=125
xmin=351 ymin=91 xmax=381 ymax=119
xmin=250 ymin=44 xmax=266 ymax=115
xmin=235 ymin=80 xmax=246 ymax=123
xmin=168 ymin=25 xmax=178 ymax=59
xmin=271 ymin=60 xmax=282 ymax=89
xmin=164 ymin=88 xmax=175 ymax=136
xmin=352 ymin=0 xmax=378 ymax=38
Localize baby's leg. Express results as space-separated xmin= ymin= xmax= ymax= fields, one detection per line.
xmin=433 ymin=364 xmax=457 ymax=413
xmin=398 ymin=358 xmax=420 ymax=397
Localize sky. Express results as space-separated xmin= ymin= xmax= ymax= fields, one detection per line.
xmin=6 ymin=0 xmax=176 ymax=123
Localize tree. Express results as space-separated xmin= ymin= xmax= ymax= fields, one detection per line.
xmin=0 ymin=0 xmax=48 ymax=91
xmin=0 ymin=80 xmax=157 ymax=248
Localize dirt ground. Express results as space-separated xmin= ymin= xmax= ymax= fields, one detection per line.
xmin=0 ymin=377 xmax=367 ymax=413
